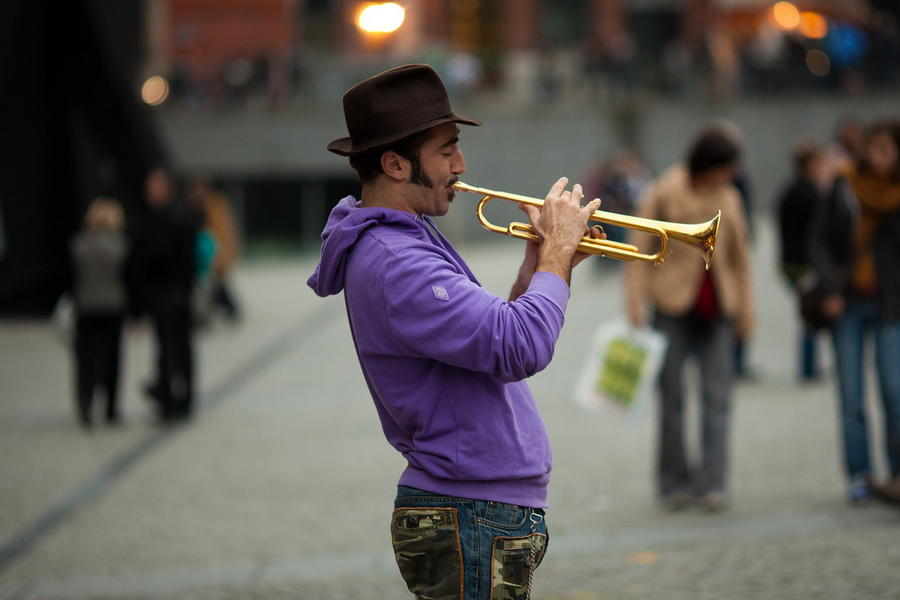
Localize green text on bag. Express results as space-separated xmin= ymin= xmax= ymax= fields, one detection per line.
xmin=596 ymin=337 xmax=648 ymax=407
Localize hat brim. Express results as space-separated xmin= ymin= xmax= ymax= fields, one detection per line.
xmin=327 ymin=113 xmax=481 ymax=157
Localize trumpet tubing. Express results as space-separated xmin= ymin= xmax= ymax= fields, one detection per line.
xmin=452 ymin=181 xmax=720 ymax=269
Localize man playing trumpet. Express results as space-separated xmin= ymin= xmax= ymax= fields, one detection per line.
xmin=308 ymin=64 xmax=601 ymax=599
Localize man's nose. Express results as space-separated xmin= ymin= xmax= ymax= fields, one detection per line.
xmin=452 ymin=148 xmax=466 ymax=174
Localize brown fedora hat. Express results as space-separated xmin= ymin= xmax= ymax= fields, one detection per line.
xmin=327 ymin=64 xmax=481 ymax=157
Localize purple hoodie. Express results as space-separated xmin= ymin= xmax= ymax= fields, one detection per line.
xmin=308 ymin=196 xmax=571 ymax=507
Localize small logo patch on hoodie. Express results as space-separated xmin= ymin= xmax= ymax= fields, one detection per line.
xmin=432 ymin=286 xmax=450 ymax=302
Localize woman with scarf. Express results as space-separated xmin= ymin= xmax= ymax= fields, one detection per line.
xmin=808 ymin=118 xmax=900 ymax=504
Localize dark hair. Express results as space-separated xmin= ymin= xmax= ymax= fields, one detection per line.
xmin=348 ymin=128 xmax=435 ymax=184
xmin=686 ymin=128 xmax=741 ymax=178
xmin=790 ymin=139 xmax=823 ymax=173
xmin=858 ymin=118 xmax=900 ymax=181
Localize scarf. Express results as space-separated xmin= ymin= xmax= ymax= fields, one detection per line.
xmin=845 ymin=167 xmax=900 ymax=295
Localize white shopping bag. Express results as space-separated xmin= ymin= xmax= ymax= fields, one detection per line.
xmin=51 ymin=292 xmax=76 ymax=346
xmin=574 ymin=318 xmax=668 ymax=419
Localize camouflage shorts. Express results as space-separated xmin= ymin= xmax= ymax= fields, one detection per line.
xmin=391 ymin=486 xmax=548 ymax=600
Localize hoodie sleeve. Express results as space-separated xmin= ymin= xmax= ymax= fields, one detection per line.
xmin=381 ymin=245 xmax=569 ymax=382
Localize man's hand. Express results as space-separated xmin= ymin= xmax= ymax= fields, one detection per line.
xmin=518 ymin=177 xmax=602 ymax=285
xmin=572 ymin=225 xmax=606 ymax=268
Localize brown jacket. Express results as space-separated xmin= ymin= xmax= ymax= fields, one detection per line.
xmin=625 ymin=165 xmax=755 ymax=338
xmin=203 ymin=190 xmax=241 ymax=277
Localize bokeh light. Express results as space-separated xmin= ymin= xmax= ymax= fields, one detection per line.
xmin=771 ymin=2 xmax=801 ymax=30
xmin=141 ymin=75 xmax=169 ymax=106
xmin=799 ymin=12 xmax=828 ymax=39
xmin=806 ymin=49 xmax=831 ymax=76
xmin=358 ymin=3 xmax=405 ymax=33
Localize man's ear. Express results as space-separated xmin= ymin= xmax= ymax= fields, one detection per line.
xmin=381 ymin=151 xmax=408 ymax=182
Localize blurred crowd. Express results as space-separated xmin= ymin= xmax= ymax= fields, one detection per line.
xmin=656 ymin=9 xmax=900 ymax=100
xmin=773 ymin=115 xmax=900 ymax=507
xmin=570 ymin=113 xmax=900 ymax=511
xmin=62 ymin=169 xmax=241 ymax=428
xmin=157 ymin=11 xmax=900 ymax=113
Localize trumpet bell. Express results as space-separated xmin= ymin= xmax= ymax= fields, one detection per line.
xmin=666 ymin=213 xmax=719 ymax=270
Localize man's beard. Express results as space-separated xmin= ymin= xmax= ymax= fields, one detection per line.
xmin=409 ymin=156 xmax=434 ymax=189
xmin=409 ymin=156 xmax=456 ymax=202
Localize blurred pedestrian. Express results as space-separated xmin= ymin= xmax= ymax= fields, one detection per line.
xmin=445 ymin=50 xmax=483 ymax=97
xmin=580 ymin=148 xmax=652 ymax=250
xmin=186 ymin=176 xmax=242 ymax=324
xmin=308 ymin=64 xmax=603 ymax=599
xmin=807 ymin=118 xmax=900 ymax=504
xmin=777 ymin=139 xmax=827 ymax=381
xmin=625 ymin=125 xmax=755 ymax=512
xmin=823 ymin=115 xmax=864 ymax=189
xmin=137 ymin=167 xmax=202 ymax=423
xmin=714 ymin=121 xmax=758 ymax=381
xmin=69 ymin=197 xmax=130 ymax=428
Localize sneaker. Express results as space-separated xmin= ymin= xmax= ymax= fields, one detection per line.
xmin=76 ymin=400 xmax=92 ymax=429
xmin=144 ymin=381 xmax=165 ymax=404
xmin=699 ymin=493 xmax=729 ymax=513
xmin=869 ymin=476 xmax=900 ymax=505
xmin=848 ymin=478 xmax=873 ymax=504
xmin=662 ymin=492 xmax=693 ymax=512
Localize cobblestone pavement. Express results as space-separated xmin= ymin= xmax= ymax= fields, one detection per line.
xmin=1 ymin=220 xmax=898 ymax=599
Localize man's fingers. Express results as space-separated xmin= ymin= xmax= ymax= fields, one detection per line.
xmin=519 ymin=203 xmax=539 ymax=219
xmin=549 ymin=177 xmax=569 ymax=198
xmin=570 ymin=183 xmax=584 ymax=202
xmin=585 ymin=225 xmax=605 ymax=239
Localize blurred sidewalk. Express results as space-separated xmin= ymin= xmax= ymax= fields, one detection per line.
xmin=1 ymin=218 xmax=898 ymax=600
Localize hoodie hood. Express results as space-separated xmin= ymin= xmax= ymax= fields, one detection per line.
xmin=307 ymin=196 xmax=422 ymax=296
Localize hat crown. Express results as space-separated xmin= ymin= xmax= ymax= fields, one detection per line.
xmin=343 ymin=65 xmax=452 ymax=146
xmin=327 ymin=64 xmax=480 ymax=157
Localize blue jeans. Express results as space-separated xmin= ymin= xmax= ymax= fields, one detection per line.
xmin=391 ymin=486 xmax=548 ymax=600
xmin=832 ymin=300 xmax=900 ymax=480
xmin=800 ymin=328 xmax=820 ymax=379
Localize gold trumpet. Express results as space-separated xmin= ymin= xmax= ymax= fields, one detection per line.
xmin=452 ymin=181 xmax=720 ymax=270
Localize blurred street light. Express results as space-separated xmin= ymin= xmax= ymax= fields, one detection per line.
xmin=771 ymin=2 xmax=800 ymax=30
xmin=806 ymin=49 xmax=831 ymax=76
xmin=799 ymin=12 xmax=828 ymax=40
xmin=141 ymin=75 xmax=169 ymax=106
xmin=358 ymin=2 xmax=405 ymax=33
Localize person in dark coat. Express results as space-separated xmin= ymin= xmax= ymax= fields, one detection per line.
xmin=138 ymin=167 xmax=202 ymax=423
xmin=777 ymin=139 xmax=827 ymax=380
xmin=807 ymin=119 xmax=900 ymax=504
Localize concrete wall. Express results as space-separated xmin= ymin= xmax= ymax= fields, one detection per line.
xmin=157 ymin=92 xmax=900 ymax=242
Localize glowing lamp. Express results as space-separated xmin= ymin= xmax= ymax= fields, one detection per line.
xmin=806 ymin=49 xmax=831 ymax=77
xmin=771 ymin=2 xmax=801 ymax=30
xmin=358 ymin=3 xmax=405 ymax=33
xmin=799 ymin=12 xmax=828 ymax=39
xmin=141 ymin=76 xmax=169 ymax=106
